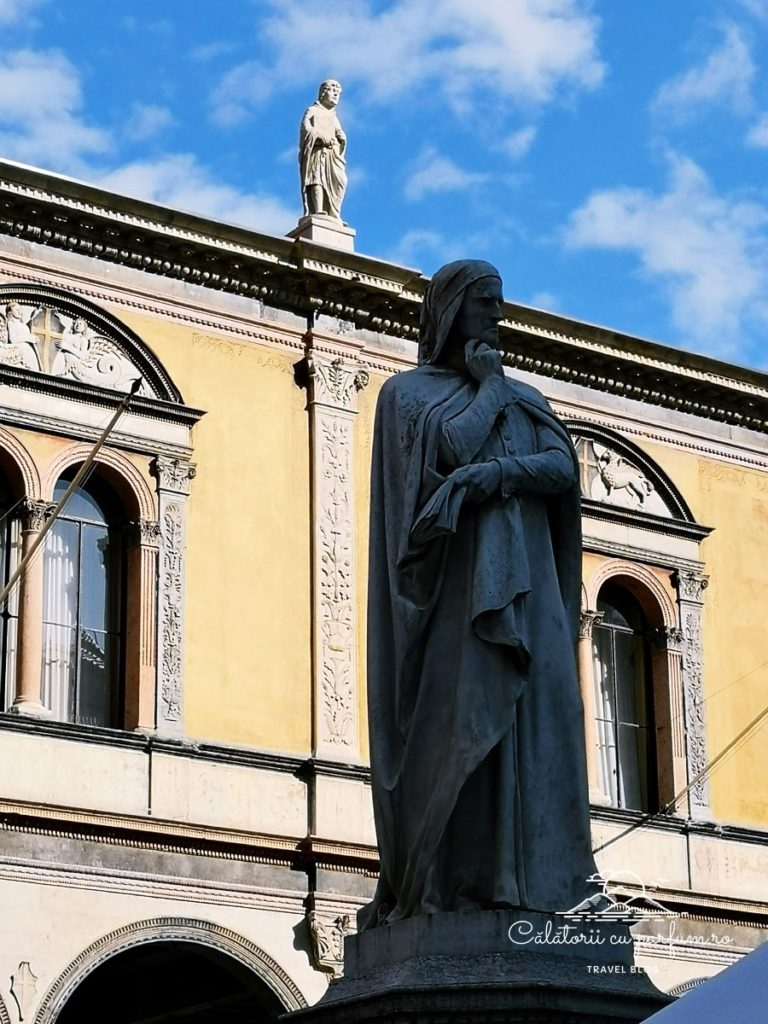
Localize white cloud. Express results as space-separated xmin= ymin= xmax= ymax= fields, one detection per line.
xmin=0 ymin=49 xmax=110 ymax=172
xmin=96 ymin=155 xmax=296 ymax=235
xmin=125 ymin=103 xmax=174 ymax=142
xmin=528 ymin=290 xmax=559 ymax=311
xmin=564 ymin=154 xmax=768 ymax=357
xmin=746 ymin=113 xmax=768 ymax=147
xmin=405 ymin=147 xmax=487 ymax=200
xmin=212 ymin=0 xmax=603 ymax=124
xmin=653 ymin=24 xmax=754 ymax=121
xmin=0 ymin=0 xmax=43 ymax=22
xmin=502 ymin=125 xmax=537 ymax=160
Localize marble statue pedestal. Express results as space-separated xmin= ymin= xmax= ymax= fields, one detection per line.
xmin=286 ymin=911 xmax=673 ymax=1023
xmin=288 ymin=214 xmax=356 ymax=251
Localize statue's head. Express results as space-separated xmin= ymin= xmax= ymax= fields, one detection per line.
xmin=7 ymin=302 xmax=22 ymax=320
xmin=318 ymin=79 xmax=342 ymax=108
xmin=418 ymin=260 xmax=502 ymax=366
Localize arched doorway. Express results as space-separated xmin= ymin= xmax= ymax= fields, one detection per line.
xmin=55 ymin=939 xmax=287 ymax=1023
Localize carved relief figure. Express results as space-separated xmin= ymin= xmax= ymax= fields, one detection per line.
xmin=52 ymin=316 xmax=141 ymax=391
xmin=594 ymin=444 xmax=653 ymax=506
xmin=299 ymin=80 xmax=347 ymax=220
xmin=361 ymin=260 xmax=597 ymax=929
xmin=0 ymin=302 xmax=40 ymax=369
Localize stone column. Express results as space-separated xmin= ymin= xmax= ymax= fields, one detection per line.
xmin=9 ymin=499 xmax=55 ymax=717
xmin=124 ymin=519 xmax=161 ymax=730
xmin=673 ymin=569 xmax=710 ymax=819
xmin=306 ymin=353 xmax=369 ymax=760
xmin=150 ymin=458 xmax=196 ymax=735
xmin=577 ymin=610 xmax=611 ymax=805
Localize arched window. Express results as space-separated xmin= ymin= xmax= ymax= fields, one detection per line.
xmin=42 ymin=470 xmax=124 ymax=727
xmin=0 ymin=475 xmax=20 ymax=710
xmin=592 ymin=581 xmax=657 ymax=812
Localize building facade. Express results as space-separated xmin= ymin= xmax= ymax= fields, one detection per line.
xmin=0 ymin=160 xmax=765 ymax=1021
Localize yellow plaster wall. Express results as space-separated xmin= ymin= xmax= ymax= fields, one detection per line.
xmin=116 ymin=311 xmax=312 ymax=754
xmin=694 ymin=457 xmax=768 ymax=828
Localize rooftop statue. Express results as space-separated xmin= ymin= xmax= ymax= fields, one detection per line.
xmin=299 ymin=79 xmax=347 ymax=221
xmin=360 ymin=260 xmax=598 ymax=928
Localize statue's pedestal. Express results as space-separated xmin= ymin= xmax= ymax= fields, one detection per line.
xmin=286 ymin=911 xmax=673 ymax=1023
xmin=288 ymin=214 xmax=356 ymax=251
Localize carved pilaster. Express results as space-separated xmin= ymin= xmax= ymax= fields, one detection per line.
xmin=125 ymin=520 xmax=160 ymax=730
xmin=673 ymin=569 xmax=709 ymax=603
xmin=125 ymin=519 xmax=161 ymax=549
xmin=150 ymin=458 xmax=196 ymax=734
xmin=308 ymin=355 xmax=369 ymax=411
xmin=20 ymin=499 xmax=55 ymax=532
xmin=579 ymin=609 xmax=604 ymax=639
xmin=306 ymin=354 xmax=368 ymax=758
xmin=307 ymin=911 xmax=352 ymax=979
xmin=673 ymin=570 xmax=710 ymax=816
xmin=10 ymin=501 xmax=56 ymax=716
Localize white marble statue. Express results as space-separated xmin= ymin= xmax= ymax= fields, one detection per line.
xmin=299 ymin=80 xmax=347 ymax=220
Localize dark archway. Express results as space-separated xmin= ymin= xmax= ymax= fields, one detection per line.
xmin=55 ymin=940 xmax=286 ymax=1023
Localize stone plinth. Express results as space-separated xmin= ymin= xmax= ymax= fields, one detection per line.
xmin=288 ymin=214 xmax=356 ymax=251
xmin=285 ymin=911 xmax=673 ymax=1023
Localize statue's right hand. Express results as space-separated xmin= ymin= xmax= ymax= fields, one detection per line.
xmin=465 ymin=339 xmax=503 ymax=383
xmin=450 ymin=461 xmax=501 ymax=503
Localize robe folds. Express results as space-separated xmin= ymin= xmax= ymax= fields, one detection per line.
xmin=360 ymin=365 xmax=598 ymax=929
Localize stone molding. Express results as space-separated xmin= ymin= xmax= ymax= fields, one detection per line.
xmin=32 ymin=917 xmax=307 ymax=1024
xmin=673 ymin=569 xmax=710 ymax=604
xmin=2 ymin=161 xmax=768 ymax=431
xmin=0 ymin=993 xmax=9 ymax=1024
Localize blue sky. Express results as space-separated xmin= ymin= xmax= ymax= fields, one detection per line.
xmin=1 ymin=1 xmax=768 ymax=368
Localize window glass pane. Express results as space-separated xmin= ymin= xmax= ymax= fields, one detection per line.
xmin=3 ymin=617 xmax=17 ymax=712
xmin=618 ymin=724 xmax=650 ymax=812
xmin=593 ymin=625 xmax=618 ymax=804
xmin=54 ymin=479 xmax=108 ymax=523
xmin=77 ymin=629 xmax=118 ymax=727
xmin=43 ymin=521 xmax=79 ymax=628
xmin=80 ymin=524 xmax=111 ymax=632
xmin=41 ymin=623 xmax=77 ymax=721
xmin=614 ymin=630 xmax=648 ymax=726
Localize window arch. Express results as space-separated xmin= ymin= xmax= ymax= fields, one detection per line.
xmin=41 ymin=469 xmax=125 ymax=727
xmin=592 ymin=581 xmax=656 ymax=812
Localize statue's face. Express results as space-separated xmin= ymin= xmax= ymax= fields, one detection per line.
xmin=320 ymin=80 xmax=342 ymax=108
xmin=451 ymin=277 xmax=503 ymax=349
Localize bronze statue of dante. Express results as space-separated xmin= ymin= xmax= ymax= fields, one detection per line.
xmin=361 ymin=260 xmax=597 ymax=929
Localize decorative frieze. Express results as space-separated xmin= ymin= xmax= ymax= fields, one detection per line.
xmin=150 ymin=458 xmax=196 ymax=734
xmin=306 ymin=353 xmax=368 ymax=758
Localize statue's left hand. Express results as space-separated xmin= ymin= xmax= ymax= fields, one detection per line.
xmin=450 ymin=461 xmax=502 ymax=503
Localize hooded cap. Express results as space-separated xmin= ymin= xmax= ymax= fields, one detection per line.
xmin=418 ymin=259 xmax=502 ymax=366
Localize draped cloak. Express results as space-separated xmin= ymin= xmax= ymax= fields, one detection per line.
xmin=299 ymin=102 xmax=347 ymax=219
xmin=360 ymin=365 xmax=598 ymax=928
